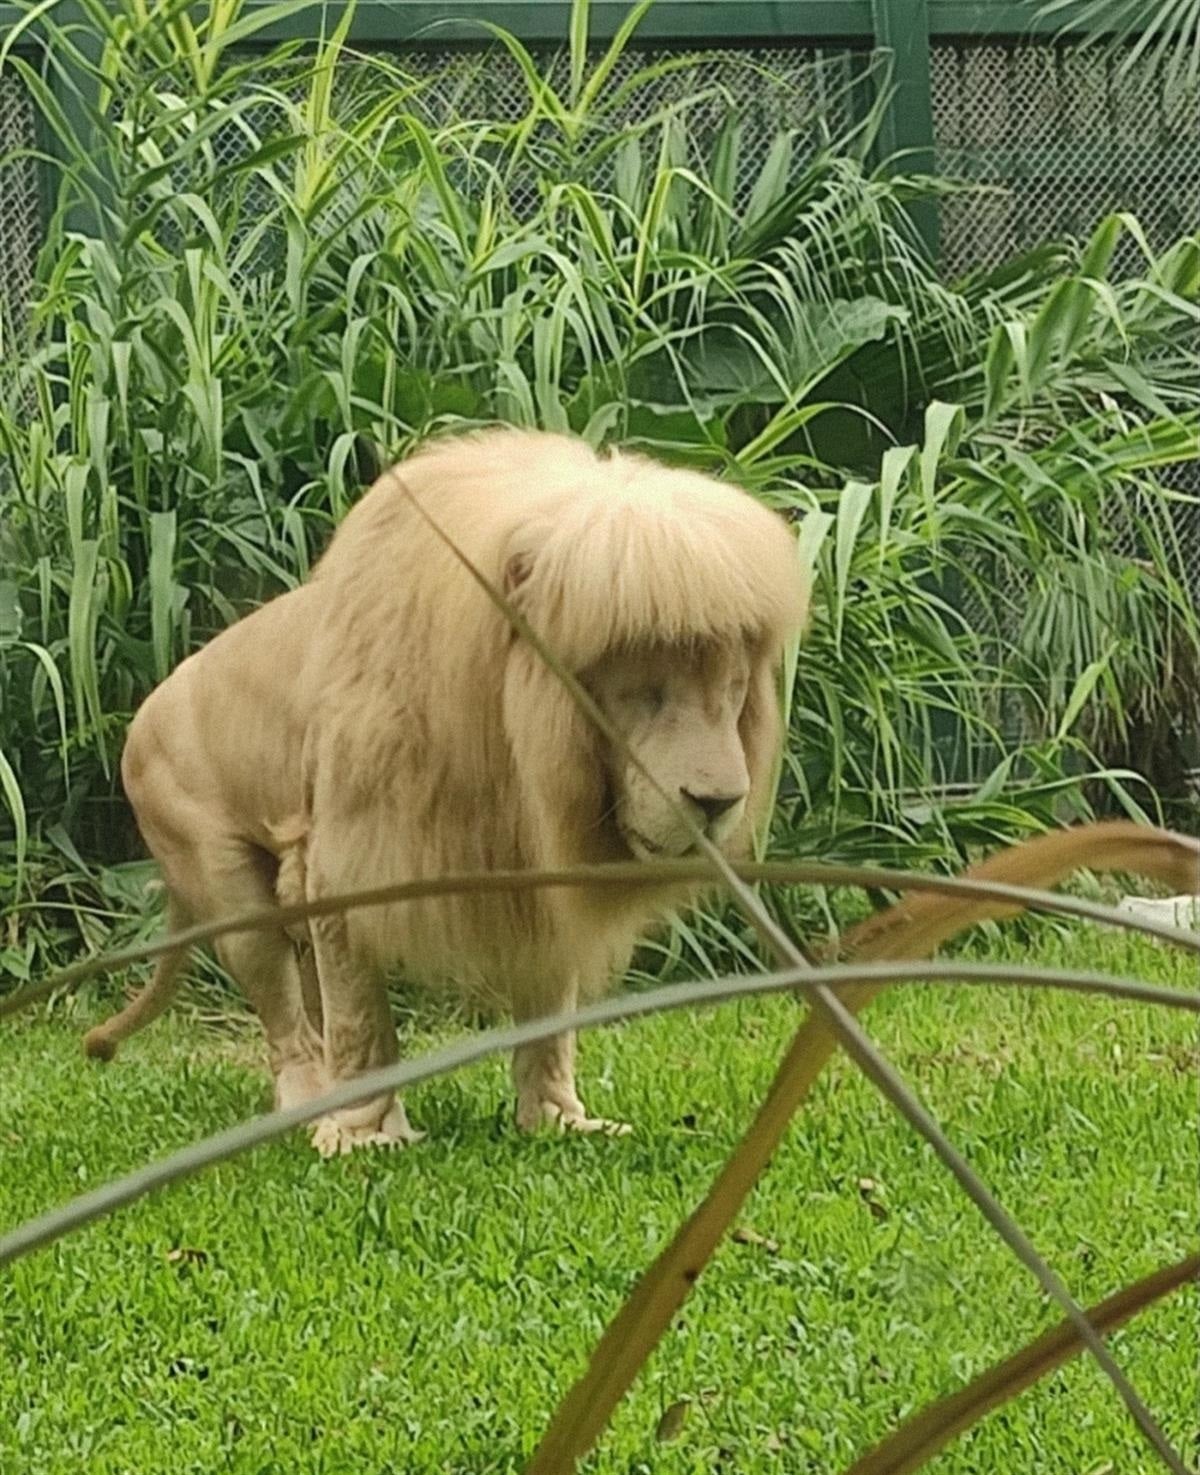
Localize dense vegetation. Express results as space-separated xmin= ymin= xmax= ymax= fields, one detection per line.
xmin=1 ymin=0 xmax=1198 ymax=978
xmin=1 ymin=7 xmax=1197 ymax=1472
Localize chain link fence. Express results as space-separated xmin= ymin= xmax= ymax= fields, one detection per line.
xmin=934 ymin=38 xmax=1200 ymax=279
xmin=201 ymin=43 xmax=869 ymax=274
xmin=392 ymin=42 xmax=867 ymax=214
xmin=930 ymin=34 xmax=1200 ymax=665
xmin=6 ymin=34 xmax=1199 ymax=332
xmin=6 ymin=33 xmax=1198 ymax=323
xmin=0 ymin=68 xmax=41 ymax=337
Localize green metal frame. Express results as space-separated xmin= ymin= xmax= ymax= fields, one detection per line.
xmin=0 ymin=0 xmax=1133 ymax=48
xmin=872 ymin=0 xmax=938 ymax=255
xmin=234 ymin=0 xmax=876 ymax=43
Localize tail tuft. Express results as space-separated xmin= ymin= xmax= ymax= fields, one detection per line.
xmin=83 ymin=1027 xmax=119 ymax=1062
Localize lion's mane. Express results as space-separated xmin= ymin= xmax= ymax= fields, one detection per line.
xmin=302 ymin=427 xmax=809 ymax=1012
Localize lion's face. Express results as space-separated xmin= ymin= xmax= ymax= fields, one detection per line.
xmin=585 ymin=641 xmax=754 ymax=861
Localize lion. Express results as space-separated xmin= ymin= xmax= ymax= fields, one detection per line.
xmin=84 ymin=427 xmax=809 ymax=1153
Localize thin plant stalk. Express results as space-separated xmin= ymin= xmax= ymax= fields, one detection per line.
xmin=6 ymin=846 xmax=1200 ymax=1023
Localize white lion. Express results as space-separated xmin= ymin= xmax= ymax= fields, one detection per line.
xmin=85 ymin=428 xmax=808 ymax=1152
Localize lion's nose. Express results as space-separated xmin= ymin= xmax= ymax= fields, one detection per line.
xmin=682 ymin=789 xmax=742 ymax=825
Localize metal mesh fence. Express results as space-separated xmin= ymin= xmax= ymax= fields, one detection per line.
xmin=389 ymin=42 xmax=868 ymax=212
xmin=1157 ymin=459 xmax=1200 ymax=607
xmin=396 ymin=41 xmax=868 ymax=129
xmin=11 ymin=36 xmax=1200 ymax=306
xmin=931 ymin=36 xmax=1200 ymax=646
xmin=2 ymin=29 xmax=1196 ymax=783
xmin=218 ymin=43 xmax=867 ymax=219
xmin=201 ymin=43 xmax=869 ymax=285
xmin=932 ymin=38 xmax=1200 ymax=278
xmin=7 ymin=35 xmax=1200 ymax=299
xmin=3 ymin=32 xmax=1198 ymax=604
xmin=0 ymin=66 xmax=41 ymax=335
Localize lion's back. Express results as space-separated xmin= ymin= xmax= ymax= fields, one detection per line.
xmin=123 ymin=584 xmax=323 ymax=842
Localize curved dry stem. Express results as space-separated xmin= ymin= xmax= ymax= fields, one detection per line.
xmin=525 ymin=823 xmax=1199 ymax=1475
xmin=845 ymin=1252 xmax=1200 ymax=1475
xmin=4 ymin=843 xmax=1200 ymax=1023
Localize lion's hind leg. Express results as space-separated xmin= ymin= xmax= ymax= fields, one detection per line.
xmin=303 ymin=866 xmax=423 ymax=1156
xmin=273 ymin=833 xmax=324 ymax=1039
xmin=99 ymin=816 xmax=327 ymax=1111
xmin=203 ymin=841 xmax=328 ymax=1112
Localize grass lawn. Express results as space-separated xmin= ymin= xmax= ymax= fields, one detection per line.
xmin=1 ymin=923 xmax=1196 ymax=1474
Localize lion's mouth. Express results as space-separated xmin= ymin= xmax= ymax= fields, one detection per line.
xmin=623 ymin=827 xmax=699 ymax=862
xmin=627 ymin=829 xmax=664 ymax=857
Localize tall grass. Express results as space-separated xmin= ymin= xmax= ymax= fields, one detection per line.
xmin=0 ymin=0 xmax=1198 ymax=962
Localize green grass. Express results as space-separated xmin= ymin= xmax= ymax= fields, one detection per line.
xmin=1 ymin=923 xmax=1196 ymax=1474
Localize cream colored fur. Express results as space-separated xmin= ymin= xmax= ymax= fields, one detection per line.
xmin=84 ymin=428 xmax=808 ymax=1153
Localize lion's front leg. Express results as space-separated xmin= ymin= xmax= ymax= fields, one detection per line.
xmin=307 ymin=907 xmax=424 ymax=1157
xmin=511 ymin=978 xmax=631 ymax=1137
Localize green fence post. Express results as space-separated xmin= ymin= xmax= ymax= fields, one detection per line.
xmin=873 ymin=0 xmax=965 ymax=778
xmin=870 ymin=0 xmax=940 ymax=260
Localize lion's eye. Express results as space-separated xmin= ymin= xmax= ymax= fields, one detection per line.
xmin=622 ymin=685 xmax=664 ymax=713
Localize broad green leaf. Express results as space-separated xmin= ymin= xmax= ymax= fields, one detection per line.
xmin=744 ymin=132 xmax=793 ymax=228
xmin=20 ymin=641 xmax=70 ymax=787
xmin=0 ymin=582 xmax=21 ymax=644
xmin=833 ymin=480 xmax=873 ymax=650
xmin=1054 ymin=647 xmax=1116 ymax=743
xmin=918 ymin=401 xmax=965 ymax=534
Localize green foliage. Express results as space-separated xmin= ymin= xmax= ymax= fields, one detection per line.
xmin=1035 ymin=0 xmax=1200 ymax=94
xmin=0 ymin=0 xmax=1198 ymax=964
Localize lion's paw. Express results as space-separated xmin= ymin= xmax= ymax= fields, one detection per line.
xmin=310 ymin=1102 xmax=425 ymax=1158
xmin=516 ymin=1096 xmax=632 ymax=1138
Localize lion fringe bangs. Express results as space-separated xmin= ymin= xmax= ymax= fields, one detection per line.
xmin=315 ymin=426 xmax=808 ymax=671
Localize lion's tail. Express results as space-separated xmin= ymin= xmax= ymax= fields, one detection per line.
xmin=83 ymin=837 xmax=309 ymax=1063
xmin=83 ymin=899 xmax=190 ymax=1062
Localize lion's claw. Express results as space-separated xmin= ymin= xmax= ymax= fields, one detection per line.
xmin=516 ymin=1096 xmax=632 ymax=1137
xmin=310 ymin=1102 xmax=425 ymax=1157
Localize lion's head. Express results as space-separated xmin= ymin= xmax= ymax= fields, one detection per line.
xmin=303 ymin=426 xmax=808 ymax=986
xmin=316 ymin=428 xmax=808 ymax=874
xmin=486 ymin=432 xmax=810 ymax=872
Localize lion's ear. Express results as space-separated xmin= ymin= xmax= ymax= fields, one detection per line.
xmin=503 ymin=550 xmax=535 ymax=597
